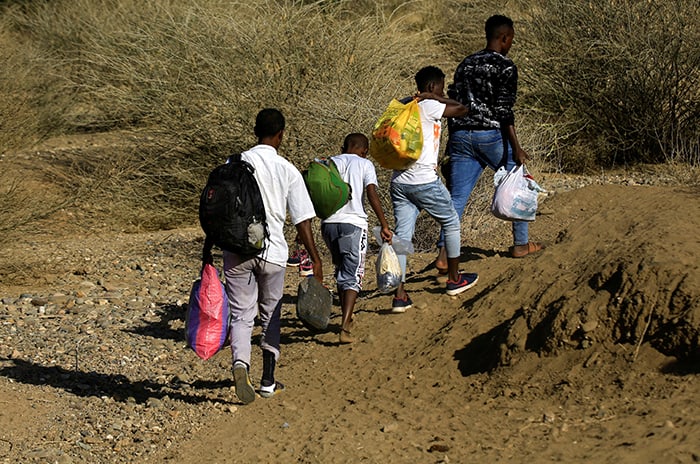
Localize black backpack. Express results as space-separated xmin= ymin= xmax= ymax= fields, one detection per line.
xmin=199 ymin=154 xmax=269 ymax=256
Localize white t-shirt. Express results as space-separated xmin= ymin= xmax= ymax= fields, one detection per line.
xmin=322 ymin=153 xmax=379 ymax=229
xmin=241 ymin=144 xmax=316 ymax=267
xmin=391 ymin=98 xmax=446 ymax=185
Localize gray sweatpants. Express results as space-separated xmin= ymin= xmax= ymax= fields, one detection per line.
xmin=223 ymin=252 xmax=285 ymax=366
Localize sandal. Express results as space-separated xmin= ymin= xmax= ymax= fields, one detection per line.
xmin=433 ymin=261 xmax=448 ymax=275
xmin=339 ymin=328 xmax=355 ymax=344
xmin=510 ymin=242 xmax=544 ymax=258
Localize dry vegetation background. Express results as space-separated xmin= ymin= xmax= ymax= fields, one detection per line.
xmin=1 ymin=0 xmax=699 ymax=249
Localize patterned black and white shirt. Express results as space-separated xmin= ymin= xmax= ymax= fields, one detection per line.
xmin=447 ymin=49 xmax=518 ymax=133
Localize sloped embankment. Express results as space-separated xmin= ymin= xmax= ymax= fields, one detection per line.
xmin=457 ymin=185 xmax=699 ymax=370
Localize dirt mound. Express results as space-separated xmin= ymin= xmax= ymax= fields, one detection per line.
xmin=440 ymin=185 xmax=699 ymax=376
xmin=0 ymin=181 xmax=698 ymax=463
xmin=490 ymin=185 xmax=700 ymax=363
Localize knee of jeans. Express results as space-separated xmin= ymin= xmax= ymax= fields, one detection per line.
xmin=443 ymin=213 xmax=460 ymax=233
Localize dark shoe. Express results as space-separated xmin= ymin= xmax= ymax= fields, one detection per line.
xmin=233 ymin=361 xmax=256 ymax=405
xmin=299 ymin=257 xmax=314 ymax=277
xmin=287 ymin=249 xmax=308 ymax=267
xmin=446 ymin=273 xmax=479 ymax=296
xmin=391 ymin=294 xmax=413 ymax=313
xmin=259 ymin=381 xmax=285 ymax=398
xmin=510 ymin=242 xmax=544 ymax=258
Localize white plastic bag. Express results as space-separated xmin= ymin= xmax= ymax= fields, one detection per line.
xmin=375 ymin=243 xmax=402 ymax=294
xmin=372 ymin=226 xmax=414 ymax=255
xmin=491 ymin=165 xmax=541 ymax=222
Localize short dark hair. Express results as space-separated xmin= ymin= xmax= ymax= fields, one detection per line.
xmin=342 ymin=133 xmax=368 ymax=153
xmin=254 ymin=108 xmax=285 ymax=139
xmin=485 ymin=15 xmax=513 ymax=41
xmin=415 ymin=66 xmax=445 ymax=92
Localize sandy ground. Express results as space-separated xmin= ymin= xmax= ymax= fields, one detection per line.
xmin=0 ymin=148 xmax=698 ymax=463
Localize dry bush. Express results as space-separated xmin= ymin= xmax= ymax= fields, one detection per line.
xmin=3 ymin=0 xmax=541 ymax=248
xmin=11 ymin=0 xmax=698 ymax=253
xmin=428 ymin=0 xmax=512 ymax=62
xmin=0 ymin=10 xmax=72 ymax=246
xmin=45 ymin=135 xmax=203 ymax=231
xmin=515 ymin=0 xmax=700 ymax=170
xmin=0 ymin=171 xmax=69 ymax=247
xmin=12 ymin=0 xmax=441 ymax=155
xmin=6 ymin=0 xmax=451 ymax=232
xmin=0 ymin=14 xmax=42 ymax=154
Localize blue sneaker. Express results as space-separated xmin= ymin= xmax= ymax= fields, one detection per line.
xmin=391 ymin=294 xmax=413 ymax=313
xmin=446 ymin=273 xmax=479 ymax=296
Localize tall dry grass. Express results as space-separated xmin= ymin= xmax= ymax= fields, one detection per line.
xmin=1 ymin=0 xmax=699 ymax=251
xmin=2 ymin=0 xmax=447 ymax=239
xmin=0 ymin=15 xmax=74 ymax=242
xmin=515 ymin=0 xmax=700 ymax=170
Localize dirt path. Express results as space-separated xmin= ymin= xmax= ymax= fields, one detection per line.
xmin=0 ymin=183 xmax=698 ymax=463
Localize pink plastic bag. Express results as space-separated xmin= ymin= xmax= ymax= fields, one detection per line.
xmin=185 ymin=263 xmax=229 ymax=360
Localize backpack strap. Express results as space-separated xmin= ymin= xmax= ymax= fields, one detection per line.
xmin=227 ymin=153 xmax=255 ymax=175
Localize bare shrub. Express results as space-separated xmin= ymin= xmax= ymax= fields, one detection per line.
xmin=8 ymin=0 xmax=450 ymax=232
xmin=516 ymin=0 xmax=700 ymax=169
xmin=0 ymin=9 xmax=72 ymax=246
xmin=0 ymin=14 xmax=42 ymax=154
xmin=0 ymin=164 xmax=74 ymax=248
xmin=14 ymin=0 xmax=439 ymax=152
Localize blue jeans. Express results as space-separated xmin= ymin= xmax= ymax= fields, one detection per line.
xmin=391 ymin=179 xmax=460 ymax=281
xmin=438 ymin=129 xmax=529 ymax=247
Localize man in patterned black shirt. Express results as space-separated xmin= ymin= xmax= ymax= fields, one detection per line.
xmin=434 ymin=14 xmax=543 ymax=267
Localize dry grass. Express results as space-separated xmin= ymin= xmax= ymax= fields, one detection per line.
xmin=0 ymin=0 xmax=699 ymax=249
xmin=515 ymin=0 xmax=700 ymax=169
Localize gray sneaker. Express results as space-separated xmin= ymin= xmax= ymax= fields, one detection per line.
xmin=233 ymin=361 xmax=256 ymax=405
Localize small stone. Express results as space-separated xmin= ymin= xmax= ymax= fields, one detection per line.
xmin=49 ymin=294 xmax=70 ymax=305
xmin=428 ymin=443 xmax=450 ymax=453
xmin=76 ymin=441 xmax=91 ymax=450
xmin=382 ymin=422 xmax=399 ymax=433
xmin=581 ymin=320 xmax=598 ymax=333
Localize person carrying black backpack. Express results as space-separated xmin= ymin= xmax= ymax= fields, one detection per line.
xmin=213 ymin=108 xmax=324 ymax=405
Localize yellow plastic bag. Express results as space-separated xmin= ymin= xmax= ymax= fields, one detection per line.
xmin=370 ymin=99 xmax=423 ymax=170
